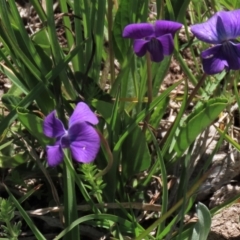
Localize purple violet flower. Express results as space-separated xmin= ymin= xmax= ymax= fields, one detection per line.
xmin=123 ymin=20 xmax=182 ymax=62
xmin=43 ymin=102 xmax=100 ymax=167
xmin=191 ymin=10 xmax=240 ymax=75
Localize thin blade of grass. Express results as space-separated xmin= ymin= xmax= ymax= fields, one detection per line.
xmin=0 ymin=44 xmax=81 ymax=135
xmin=4 ymin=184 xmax=46 ymax=240
xmin=63 ymin=150 xmax=80 ymax=240
xmin=148 ymin=127 xmax=168 ymax=235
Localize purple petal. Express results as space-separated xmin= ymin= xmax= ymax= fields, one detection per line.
xmin=191 ymin=10 xmax=240 ymax=44
xmin=191 ymin=16 xmax=221 ymax=44
xmin=123 ymin=23 xmax=154 ymax=39
xmin=156 ymin=34 xmax=174 ymax=55
xmin=154 ymin=20 xmax=182 ymax=37
xmin=46 ymin=145 xmax=64 ymax=167
xmin=147 ymin=38 xmax=164 ymax=62
xmin=69 ymin=102 xmax=98 ymax=127
xmin=201 ymin=45 xmax=221 ymax=59
xmin=216 ymin=10 xmax=240 ymax=41
xmin=69 ymin=122 xmax=100 ymax=163
xmin=222 ymin=42 xmax=240 ymax=70
xmin=201 ymin=45 xmax=227 ymax=74
xmin=133 ymin=39 xmax=148 ymax=56
xmin=43 ymin=110 xmax=66 ymax=138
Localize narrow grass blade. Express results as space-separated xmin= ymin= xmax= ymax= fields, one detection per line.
xmin=4 ymin=184 xmax=46 ymax=240
xmin=0 ymin=44 xmax=81 ymax=135
xmin=53 ymin=214 xmax=135 ymax=240
xmin=148 ymin=128 xmax=168 ymax=234
xmin=63 ymin=150 xmax=80 ymax=240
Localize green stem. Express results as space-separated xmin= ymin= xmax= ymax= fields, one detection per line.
xmin=63 ymin=151 xmax=100 ymax=213
xmin=94 ymin=129 xmax=113 ymax=179
xmin=142 ymin=52 xmax=152 ymax=133
xmin=174 ymin=50 xmax=204 ymax=94
xmin=186 ymin=73 xmax=207 ymax=108
xmin=5 ymin=220 xmax=17 ymax=239
xmin=149 ymin=129 xmax=168 ymax=236
xmin=107 ymin=0 xmax=115 ymax=85
xmin=63 ymin=150 xmax=80 ymax=240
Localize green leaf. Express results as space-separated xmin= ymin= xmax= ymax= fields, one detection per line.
xmin=32 ymin=29 xmax=51 ymax=54
xmin=171 ymin=228 xmax=193 ymax=240
xmin=169 ymin=0 xmax=190 ymax=21
xmin=54 ymin=213 xmax=137 ymax=240
xmin=89 ymin=1 xmax=106 ymax=80
xmin=0 ymin=64 xmax=28 ymax=95
xmin=133 ymin=0 xmax=148 ymax=22
xmin=0 ymin=153 xmax=28 ymax=168
xmin=17 ymin=109 xmax=53 ymax=146
xmin=62 ymin=150 xmax=80 ymax=240
xmin=34 ymin=44 xmax=52 ymax=73
xmin=146 ymin=96 xmax=169 ymax=141
xmin=158 ymin=198 xmax=195 ymax=239
xmin=122 ymin=125 xmax=151 ymax=180
xmin=91 ymin=100 xmax=113 ymax=124
xmin=112 ymin=0 xmax=131 ymax=63
xmin=2 ymin=94 xmax=22 ymax=111
xmin=4 ymin=185 xmax=46 ymax=240
xmin=219 ymin=0 xmax=240 ymax=9
xmin=216 ymin=127 xmax=240 ymax=152
xmin=105 ymin=80 xmax=182 ymax=201
xmin=191 ymin=202 xmax=211 ymax=240
xmin=149 ymin=129 xmax=168 ymax=235
xmin=174 ymin=97 xmax=229 ymax=157
xmin=8 ymin=0 xmax=50 ymax=76
xmin=113 ymin=2 xmax=148 ymax=63
xmin=152 ymin=57 xmax=172 ymax=96
xmin=111 ymin=52 xmax=134 ymax=107
xmin=0 ymin=44 xmax=81 ymax=135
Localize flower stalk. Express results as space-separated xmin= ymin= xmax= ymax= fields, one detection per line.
xmin=63 ymin=150 xmax=80 ymax=240
xmin=143 ymin=51 xmax=153 ymax=133
xmin=186 ymin=73 xmax=207 ymax=108
xmin=107 ymin=0 xmax=115 ymax=84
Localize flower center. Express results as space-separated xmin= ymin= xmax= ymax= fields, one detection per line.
xmin=221 ymin=40 xmax=240 ymax=60
xmin=61 ymin=132 xmax=70 ymax=148
xmin=148 ymin=37 xmax=159 ymax=52
xmin=222 ymin=41 xmax=233 ymax=53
